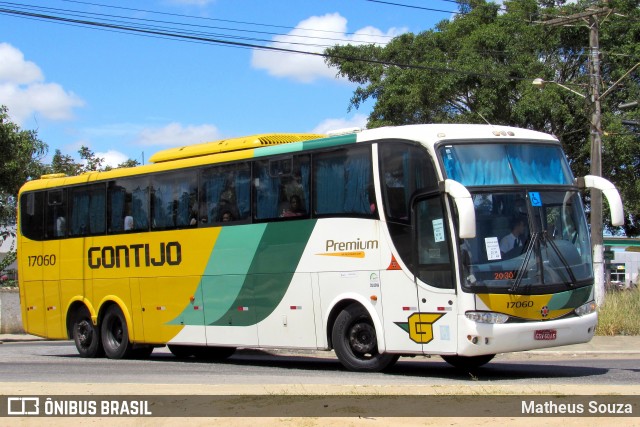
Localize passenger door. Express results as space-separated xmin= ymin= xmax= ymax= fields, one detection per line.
xmin=412 ymin=194 xmax=458 ymax=355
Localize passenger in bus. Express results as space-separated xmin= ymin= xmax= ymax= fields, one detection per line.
xmin=124 ymin=204 xmax=134 ymax=231
xmin=221 ymin=210 xmax=234 ymax=222
xmin=281 ymin=195 xmax=306 ymax=217
xmin=55 ymin=215 xmax=66 ymax=237
xmin=500 ymin=217 xmax=525 ymax=255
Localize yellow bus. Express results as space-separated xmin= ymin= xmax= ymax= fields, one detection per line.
xmin=17 ymin=124 xmax=623 ymax=371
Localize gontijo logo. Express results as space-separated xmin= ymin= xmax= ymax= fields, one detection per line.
xmin=87 ymin=241 xmax=182 ymax=269
xmin=317 ymin=238 xmax=379 ymax=258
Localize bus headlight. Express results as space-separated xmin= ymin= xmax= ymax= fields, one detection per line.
xmin=465 ymin=311 xmax=509 ymax=324
xmin=574 ymin=301 xmax=597 ymax=316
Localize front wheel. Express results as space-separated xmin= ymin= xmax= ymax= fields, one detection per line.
xmin=101 ymin=305 xmax=133 ymax=359
xmin=441 ymin=354 xmax=495 ymax=370
xmin=332 ymin=304 xmax=399 ymax=372
xmin=72 ymin=307 xmax=104 ymax=358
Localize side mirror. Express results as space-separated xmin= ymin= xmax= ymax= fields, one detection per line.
xmin=442 ymin=179 xmax=476 ymax=238
xmin=576 ymin=175 xmax=624 ymax=226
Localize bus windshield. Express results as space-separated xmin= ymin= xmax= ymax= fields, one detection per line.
xmin=438 ymin=143 xmax=592 ymax=293
xmin=440 ymin=143 xmax=573 ymax=186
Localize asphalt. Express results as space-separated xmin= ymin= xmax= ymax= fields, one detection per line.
xmin=1 ymin=334 xmax=639 ymax=355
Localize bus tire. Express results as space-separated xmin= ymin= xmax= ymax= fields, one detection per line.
xmin=441 ymin=354 xmax=495 ymax=370
xmin=72 ymin=307 xmax=104 ymax=358
xmin=332 ymin=304 xmax=399 ymax=372
xmin=101 ymin=305 xmax=133 ymax=359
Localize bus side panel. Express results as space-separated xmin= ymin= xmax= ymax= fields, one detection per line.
xmin=378 ymin=270 xmax=422 ymax=354
xmin=138 ymin=276 xmax=202 ymax=344
xmin=159 ymin=277 xmax=205 ymax=345
xmin=202 ymin=275 xmax=258 ymax=346
xmin=128 ymin=278 xmax=144 ymax=342
xmin=21 ymin=280 xmax=46 ymax=337
xmin=256 ymin=272 xmax=316 ymax=348
xmin=43 ymin=280 xmax=64 ymax=338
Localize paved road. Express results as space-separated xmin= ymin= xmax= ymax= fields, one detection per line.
xmin=1 ymin=340 xmax=639 ymax=386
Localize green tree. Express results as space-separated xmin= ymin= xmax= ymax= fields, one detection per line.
xmin=49 ymin=146 xmax=140 ymax=174
xmin=325 ymin=0 xmax=640 ymax=235
xmin=50 ymin=149 xmax=83 ymax=176
xmin=0 ymin=105 xmax=48 ymax=276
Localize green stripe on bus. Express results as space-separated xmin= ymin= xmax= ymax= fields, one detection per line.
xmin=253 ymin=134 xmax=358 ymax=158
xmin=209 ymin=220 xmax=317 ymax=326
xmin=168 ymin=224 xmax=267 ymax=326
xmin=547 ymin=286 xmax=591 ymax=310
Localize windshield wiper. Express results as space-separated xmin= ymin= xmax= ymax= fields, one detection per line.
xmin=509 ymin=232 xmax=538 ymax=293
xmin=543 ymin=232 xmax=577 ymax=287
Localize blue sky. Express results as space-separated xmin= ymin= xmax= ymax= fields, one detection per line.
xmin=0 ymin=0 xmax=455 ymax=167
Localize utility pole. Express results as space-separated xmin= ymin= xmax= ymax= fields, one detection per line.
xmin=588 ymin=13 xmax=605 ymax=306
xmin=542 ymin=6 xmax=610 ymax=305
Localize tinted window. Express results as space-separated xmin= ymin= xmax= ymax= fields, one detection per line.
xmin=107 ymin=177 xmax=149 ymax=234
xmin=379 ymin=141 xmax=438 ymax=223
xmin=255 ymin=155 xmax=310 ymax=220
xmin=68 ymin=184 xmax=106 ymax=236
xmin=45 ymin=189 xmax=67 ymax=239
xmin=20 ymin=192 xmax=45 ymax=240
xmin=151 ymin=171 xmax=197 ymax=230
xmin=200 ymin=163 xmax=251 ymax=225
xmin=313 ymin=146 xmax=374 ymax=217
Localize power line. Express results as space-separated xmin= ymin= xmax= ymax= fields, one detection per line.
xmin=0 ymin=5 xmax=536 ymax=83
xmin=364 ymin=0 xmax=459 ymax=15
xmin=0 ymin=1 xmax=391 ymax=47
xmin=58 ymin=0 xmax=397 ymax=39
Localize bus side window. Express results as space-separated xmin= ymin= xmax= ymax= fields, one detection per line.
xmin=68 ymin=184 xmax=106 ymax=236
xmin=313 ymin=146 xmax=374 ymax=217
xmin=45 ymin=189 xmax=66 ymax=239
xmin=151 ymin=171 xmax=196 ymax=230
xmin=20 ymin=191 xmax=45 ymax=240
xmin=254 ymin=155 xmax=310 ymax=221
xmin=379 ymin=141 xmax=438 ymax=223
xmin=107 ymin=178 xmax=149 ymax=234
xmin=200 ymin=163 xmax=250 ymax=225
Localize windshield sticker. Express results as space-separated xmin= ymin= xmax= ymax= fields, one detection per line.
xmin=432 ymin=218 xmax=445 ymax=242
xmin=485 ymin=237 xmax=502 ymax=260
xmin=529 ymin=192 xmax=542 ymax=206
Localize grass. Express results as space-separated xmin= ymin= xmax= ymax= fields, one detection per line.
xmin=596 ymin=287 xmax=640 ymax=336
xmin=0 ymin=279 xmax=17 ymax=288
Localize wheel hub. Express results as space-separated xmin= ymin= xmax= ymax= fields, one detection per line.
xmin=348 ymin=322 xmax=376 ymax=355
xmin=76 ymin=320 xmax=93 ymax=347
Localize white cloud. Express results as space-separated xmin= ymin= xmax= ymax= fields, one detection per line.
xmin=251 ymin=13 xmax=406 ymax=83
xmin=0 ymin=43 xmax=84 ymax=124
xmin=312 ymin=114 xmax=368 ymax=134
xmin=95 ymin=150 xmax=130 ymax=168
xmin=134 ymin=122 xmax=221 ymax=147
xmin=0 ymin=43 xmax=43 ymax=84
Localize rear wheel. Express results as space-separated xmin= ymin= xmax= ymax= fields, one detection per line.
xmin=72 ymin=307 xmax=104 ymax=358
xmin=101 ymin=305 xmax=133 ymax=359
xmin=332 ymin=304 xmax=399 ymax=372
xmin=441 ymin=354 xmax=495 ymax=370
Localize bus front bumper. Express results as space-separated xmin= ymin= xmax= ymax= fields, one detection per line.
xmin=455 ymin=312 xmax=598 ymax=357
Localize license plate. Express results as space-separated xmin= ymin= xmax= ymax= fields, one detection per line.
xmin=534 ymin=329 xmax=557 ymax=340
